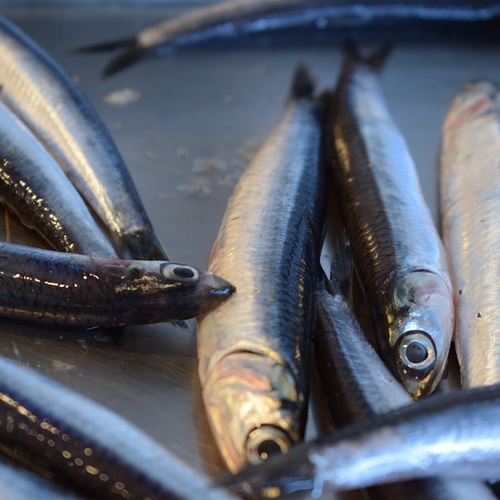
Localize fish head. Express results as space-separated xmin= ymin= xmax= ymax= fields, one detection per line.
xmin=201 ymin=352 xmax=303 ymax=473
xmin=115 ymin=261 xmax=235 ymax=321
xmin=386 ymin=271 xmax=454 ymax=399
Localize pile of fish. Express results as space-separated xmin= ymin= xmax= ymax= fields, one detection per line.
xmin=0 ymin=15 xmax=235 ymax=328
xmin=1 ymin=0 xmax=500 ymax=499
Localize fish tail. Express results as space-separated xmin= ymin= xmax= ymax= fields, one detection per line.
xmin=73 ymin=36 xmax=152 ymax=78
xmin=342 ymin=41 xmax=393 ymax=72
xmin=72 ymin=36 xmax=137 ymax=53
xmin=326 ymin=234 xmax=352 ymax=298
xmin=289 ymin=63 xmax=316 ymax=100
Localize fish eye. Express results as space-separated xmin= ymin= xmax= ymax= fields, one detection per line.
xmin=160 ymin=263 xmax=199 ymax=282
xmin=397 ymin=331 xmax=436 ymax=372
xmin=246 ymin=426 xmax=291 ymax=465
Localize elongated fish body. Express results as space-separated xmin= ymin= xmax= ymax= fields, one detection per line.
xmin=0 ymin=355 xmax=237 ymax=500
xmin=197 ymin=66 xmax=325 ymax=473
xmin=329 ymin=47 xmax=454 ymax=399
xmin=441 ymin=81 xmax=500 ymax=389
xmin=0 ymin=454 xmax=88 ymax=500
xmin=0 ymin=242 xmax=234 ymax=327
xmin=314 ymin=246 xmax=495 ymax=500
xmin=0 ymin=99 xmax=116 ymax=258
xmin=0 ymin=16 xmax=166 ymax=261
xmin=221 ymin=383 xmax=500 ymax=498
xmin=79 ymin=0 xmax=500 ymax=76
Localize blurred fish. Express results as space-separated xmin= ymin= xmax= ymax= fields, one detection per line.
xmin=0 ymin=453 xmax=88 ymax=500
xmin=0 ymin=355 xmax=237 ymax=500
xmin=0 ymin=99 xmax=116 ymax=258
xmin=314 ymin=239 xmax=495 ymax=500
xmin=0 ymin=242 xmax=234 ymax=327
xmin=75 ymin=0 xmax=500 ymax=77
xmin=329 ymin=44 xmax=454 ymax=398
xmin=220 ymin=383 xmax=500 ymax=498
xmin=197 ymin=65 xmax=326 ymax=472
xmin=441 ymin=80 xmax=500 ymax=389
xmin=0 ymin=16 xmax=167 ymax=260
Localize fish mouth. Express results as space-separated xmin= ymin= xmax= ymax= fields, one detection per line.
xmin=203 ymin=272 xmax=236 ymax=297
xmin=246 ymin=426 xmax=292 ymax=465
xmin=394 ymin=330 xmax=437 ymax=398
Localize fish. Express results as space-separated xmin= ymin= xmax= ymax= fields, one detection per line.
xmin=314 ymin=239 xmax=496 ymax=500
xmin=328 ymin=44 xmax=454 ymax=399
xmin=75 ymin=0 xmax=500 ymax=77
xmin=0 ymin=355 xmax=237 ymax=500
xmin=0 ymin=242 xmax=234 ymax=327
xmin=220 ymin=383 xmax=500 ymax=498
xmin=222 ymin=385 xmax=500 ymax=498
xmin=196 ymin=65 xmax=326 ymax=473
xmin=0 ymin=16 xmax=167 ymax=261
xmin=441 ymin=80 xmax=500 ymax=389
xmin=0 ymin=452 xmax=88 ymax=500
xmin=0 ymin=98 xmax=117 ymax=258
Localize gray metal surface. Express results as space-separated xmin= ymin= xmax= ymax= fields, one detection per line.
xmin=0 ymin=4 xmax=497 ymax=498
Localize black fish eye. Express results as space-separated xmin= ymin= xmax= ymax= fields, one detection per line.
xmin=161 ymin=263 xmax=199 ymax=282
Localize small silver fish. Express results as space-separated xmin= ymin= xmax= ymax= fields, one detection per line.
xmin=314 ymin=239 xmax=495 ymax=500
xmin=197 ymin=65 xmax=325 ymax=472
xmin=0 ymin=242 xmax=234 ymax=327
xmin=0 ymin=355 xmax=237 ymax=500
xmin=75 ymin=0 xmax=500 ymax=76
xmin=329 ymin=44 xmax=454 ymax=398
xmin=0 ymin=98 xmax=116 ymax=258
xmin=441 ymin=80 xmax=500 ymax=389
xmin=220 ymin=384 xmax=500 ymax=498
xmin=0 ymin=16 xmax=166 ymax=260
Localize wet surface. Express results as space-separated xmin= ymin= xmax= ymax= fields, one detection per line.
xmin=0 ymin=3 xmax=498 ymax=498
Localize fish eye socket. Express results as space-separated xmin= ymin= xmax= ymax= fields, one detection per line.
xmin=398 ymin=331 xmax=436 ymax=372
xmin=246 ymin=426 xmax=291 ymax=465
xmin=161 ymin=264 xmax=199 ymax=282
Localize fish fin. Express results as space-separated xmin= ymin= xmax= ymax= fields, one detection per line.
xmin=72 ymin=36 xmax=138 ymax=53
xmin=342 ymin=41 xmax=393 ymax=72
xmin=326 ymin=233 xmax=352 ymax=299
xmin=289 ymin=63 xmax=316 ymax=100
xmin=102 ymin=45 xmax=151 ymax=78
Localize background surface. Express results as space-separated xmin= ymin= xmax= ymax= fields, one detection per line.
xmin=0 ymin=3 xmax=498 ymax=498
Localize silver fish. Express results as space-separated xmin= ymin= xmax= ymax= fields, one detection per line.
xmin=0 ymin=16 xmax=166 ymax=260
xmin=220 ymin=383 xmax=500 ymax=498
xmin=197 ymin=65 xmax=325 ymax=473
xmin=0 ymin=453 xmax=87 ymax=500
xmin=441 ymin=81 xmax=500 ymax=389
xmin=76 ymin=0 xmax=500 ymax=77
xmin=314 ymin=240 xmax=495 ymax=500
xmin=329 ymin=44 xmax=454 ymax=398
xmin=0 ymin=98 xmax=116 ymax=258
xmin=0 ymin=242 xmax=234 ymax=327
xmin=0 ymin=354 xmax=237 ymax=500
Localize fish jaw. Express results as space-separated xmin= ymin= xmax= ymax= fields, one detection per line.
xmin=201 ymin=352 xmax=303 ymax=473
xmin=384 ymin=271 xmax=454 ymax=398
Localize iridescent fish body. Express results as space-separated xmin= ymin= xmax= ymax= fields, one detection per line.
xmin=76 ymin=0 xmax=500 ymax=76
xmin=441 ymin=80 xmax=500 ymax=388
xmin=0 ymin=355 xmax=237 ymax=500
xmin=0 ymin=242 xmax=234 ymax=327
xmin=0 ymin=16 xmax=166 ymax=260
xmin=0 ymin=99 xmax=116 ymax=258
xmin=329 ymin=45 xmax=454 ymax=398
xmin=314 ymin=241 xmax=495 ymax=500
xmin=197 ymin=66 xmax=325 ymax=472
